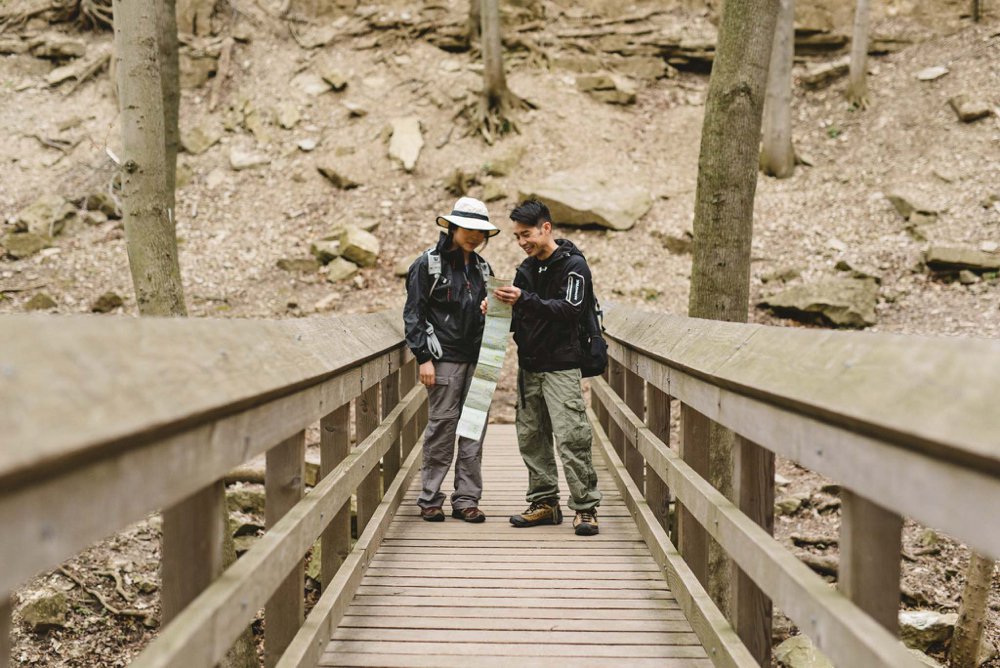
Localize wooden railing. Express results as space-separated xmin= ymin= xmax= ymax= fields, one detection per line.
xmin=589 ymin=305 xmax=1000 ymax=668
xmin=0 ymin=311 xmax=427 ymax=668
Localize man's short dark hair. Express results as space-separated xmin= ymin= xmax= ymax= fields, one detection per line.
xmin=510 ymin=199 xmax=551 ymax=227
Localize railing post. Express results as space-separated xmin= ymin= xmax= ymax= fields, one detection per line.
xmin=355 ymin=383 xmax=381 ymax=535
xmin=265 ymin=430 xmax=305 ymax=667
xmin=623 ymin=367 xmax=645 ymax=489
xmin=381 ymin=368 xmax=401 ymax=485
xmin=160 ymin=481 xmax=225 ymax=624
xmin=1 ymin=594 xmax=11 ymax=668
xmin=678 ymin=404 xmax=710 ymax=585
xmin=645 ymin=384 xmax=671 ymax=534
xmin=399 ymin=360 xmax=419 ymax=457
xmin=320 ymin=403 xmax=351 ymax=589
xmin=593 ymin=367 xmax=610 ymax=435
xmin=733 ymin=435 xmax=774 ymax=666
xmin=608 ymin=359 xmax=625 ymax=458
xmin=839 ymin=490 xmax=903 ymax=634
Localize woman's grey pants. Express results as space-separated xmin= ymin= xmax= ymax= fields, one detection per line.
xmin=417 ymin=361 xmax=485 ymax=510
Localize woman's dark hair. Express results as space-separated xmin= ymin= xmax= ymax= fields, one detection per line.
xmin=510 ymin=199 xmax=551 ymax=228
xmin=447 ymin=223 xmax=489 ymax=251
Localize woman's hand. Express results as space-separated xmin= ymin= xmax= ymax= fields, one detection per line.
xmin=480 ymin=298 xmax=488 ymax=315
xmin=419 ymin=360 xmax=436 ymax=387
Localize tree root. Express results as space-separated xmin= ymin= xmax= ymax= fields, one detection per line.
xmin=58 ymin=566 xmax=155 ymax=627
xmin=458 ymin=90 xmax=536 ymax=145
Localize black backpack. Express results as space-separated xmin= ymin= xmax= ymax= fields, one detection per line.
xmin=578 ymin=283 xmax=608 ymax=378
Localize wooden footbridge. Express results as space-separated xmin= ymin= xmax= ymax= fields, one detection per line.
xmin=2 ymin=307 xmax=999 ymax=667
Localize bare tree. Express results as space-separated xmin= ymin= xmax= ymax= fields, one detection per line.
xmin=687 ymin=0 xmax=779 ymax=619
xmin=950 ymin=553 xmax=995 ymax=668
xmin=971 ymin=0 xmax=981 ymax=22
xmin=112 ymin=0 xmax=185 ymax=317
xmin=846 ymin=0 xmax=871 ymax=108
xmin=157 ymin=0 xmax=180 ymax=210
xmin=463 ymin=0 xmax=531 ymax=143
xmin=760 ymin=0 xmax=795 ymax=178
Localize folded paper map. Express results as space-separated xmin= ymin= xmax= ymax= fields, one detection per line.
xmin=456 ymin=275 xmax=512 ymax=441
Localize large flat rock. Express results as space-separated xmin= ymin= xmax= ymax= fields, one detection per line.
xmin=518 ymin=170 xmax=652 ymax=231
xmin=759 ymin=277 xmax=878 ymax=328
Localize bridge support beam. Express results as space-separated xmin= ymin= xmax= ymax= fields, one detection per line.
xmin=321 ymin=404 xmax=352 ymax=589
xmin=355 ymin=384 xmax=381 ymax=535
xmin=2 ymin=594 xmax=11 ymax=668
xmin=623 ymin=367 xmax=645 ymax=490
xmin=734 ymin=435 xmax=774 ymax=666
xmin=644 ymin=385 xmax=672 ymax=534
xmin=160 ymin=481 xmax=225 ymax=624
xmin=840 ymin=490 xmax=903 ymax=634
xmin=381 ymin=370 xmax=401 ymax=484
xmin=607 ymin=360 xmax=626 ymax=460
xmin=678 ymin=404 xmax=710 ymax=586
xmin=265 ymin=430 xmax=305 ymax=667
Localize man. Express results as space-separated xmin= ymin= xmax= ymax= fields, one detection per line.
xmin=491 ymin=199 xmax=602 ymax=536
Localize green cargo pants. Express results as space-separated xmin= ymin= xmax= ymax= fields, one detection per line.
xmin=515 ymin=368 xmax=602 ymax=512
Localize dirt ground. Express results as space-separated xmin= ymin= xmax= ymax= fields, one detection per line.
xmin=2 ymin=0 xmax=999 ymax=665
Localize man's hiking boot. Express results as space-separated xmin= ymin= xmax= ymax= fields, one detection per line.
xmin=452 ymin=507 xmax=487 ymax=523
xmin=510 ymin=499 xmax=562 ymax=527
xmin=420 ymin=506 xmax=445 ymax=522
xmin=573 ymin=509 xmax=599 ymax=536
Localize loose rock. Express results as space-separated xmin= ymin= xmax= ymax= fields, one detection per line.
xmin=276 ymin=258 xmax=320 ymax=273
xmin=925 ymin=246 xmax=1000 ymax=273
xmin=485 ymin=146 xmax=525 ymax=177
xmin=774 ymin=635 xmax=833 ymax=668
xmin=30 ymin=33 xmax=86 ymax=60
xmin=20 ymin=591 xmax=69 ymax=633
xmin=226 ymin=486 xmax=265 ymax=515
xmin=339 ymin=226 xmax=380 ymax=268
xmin=482 ymin=181 xmax=506 ymax=202
xmin=180 ymin=120 xmax=222 ymax=155
xmin=759 ymin=277 xmax=878 ymax=328
xmin=762 ymin=266 xmax=803 ymax=284
xmin=310 ymin=239 xmax=342 ymax=264
xmin=519 ymin=169 xmax=652 ymax=231
xmin=393 ymin=255 xmax=416 ymax=277
xmin=577 ymin=72 xmax=637 ymax=105
xmin=884 ymin=185 xmax=939 ymax=220
xmin=4 ymin=232 xmax=50 ymax=260
xmin=317 ymin=159 xmax=363 ymax=189
xmin=800 ymin=57 xmax=849 ymax=90
xmin=91 ymin=292 xmax=124 ymax=313
xmin=916 ymin=66 xmax=949 ymax=81
xmin=85 ymin=192 xmax=120 ymax=218
xmin=899 ymin=610 xmax=957 ymax=651
xmin=326 ymin=257 xmax=359 ymax=283
xmin=16 ymin=193 xmax=77 ymax=237
xmin=948 ymin=95 xmax=992 ymax=123
xmin=388 ymin=117 xmax=424 ymax=172
xmin=229 ymin=146 xmax=270 ymax=171
xmin=25 ymin=293 xmax=57 ymax=311
xmin=276 ymin=102 xmax=301 ymax=129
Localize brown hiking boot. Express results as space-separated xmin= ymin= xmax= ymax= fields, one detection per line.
xmin=510 ymin=499 xmax=563 ymax=527
xmin=420 ymin=506 xmax=445 ymax=522
xmin=452 ymin=507 xmax=487 ymax=523
xmin=573 ymin=509 xmax=599 ymax=536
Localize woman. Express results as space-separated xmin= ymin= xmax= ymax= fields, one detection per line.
xmin=403 ymin=197 xmax=500 ymax=523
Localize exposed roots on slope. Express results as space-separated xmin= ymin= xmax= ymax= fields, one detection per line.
xmin=458 ymin=90 xmax=536 ymax=145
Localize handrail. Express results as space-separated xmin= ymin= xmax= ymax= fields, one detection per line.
xmin=0 ymin=310 xmax=427 ymax=668
xmin=592 ymin=305 xmax=1000 ymax=668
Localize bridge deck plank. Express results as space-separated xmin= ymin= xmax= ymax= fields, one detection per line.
xmin=319 ymin=424 xmax=708 ymax=667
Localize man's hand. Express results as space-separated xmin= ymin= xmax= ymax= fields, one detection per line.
xmin=419 ymin=360 xmax=435 ymax=388
xmin=494 ymin=286 xmax=522 ymax=305
xmin=480 ymin=298 xmax=488 ymax=315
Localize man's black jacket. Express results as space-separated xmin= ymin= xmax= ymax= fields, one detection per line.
xmin=512 ymin=238 xmax=591 ymax=373
xmin=403 ymin=232 xmax=491 ymax=365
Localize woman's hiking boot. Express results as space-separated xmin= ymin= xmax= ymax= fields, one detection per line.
xmin=452 ymin=507 xmax=487 ymax=523
xmin=509 ymin=499 xmax=562 ymax=527
xmin=573 ymin=509 xmax=599 ymax=536
xmin=420 ymin=506 xmax=445 ymax=522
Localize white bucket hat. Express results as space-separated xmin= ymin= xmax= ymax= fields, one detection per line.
xmin=435 ymin=196 xmax=500 ymax=237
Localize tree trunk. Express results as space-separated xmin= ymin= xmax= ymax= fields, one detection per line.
xmin=949 ymin=552 xmax=995 ymax=668
xmin=469 ymin=0 xmax=482 ymax=44
xmin=157 ymin=0 xmax=180 ymax=211
xmin=481 ymin=0 xmax=506 ymax=105
xmin=971 ymin=0 xmax=980 ymax=22
xmin=113 ymin=0 xmax=186 ymax=318
xmin=687 ymin=0 xmax=779 ymax=617
xmin=760 ymin=0 xmax=795 ymax=179
xmin=846 ymin=0 xmax=870 ymax=108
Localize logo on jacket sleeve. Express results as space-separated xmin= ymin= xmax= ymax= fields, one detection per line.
xmin=566 ymin=271 xmax=585 ymax=306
